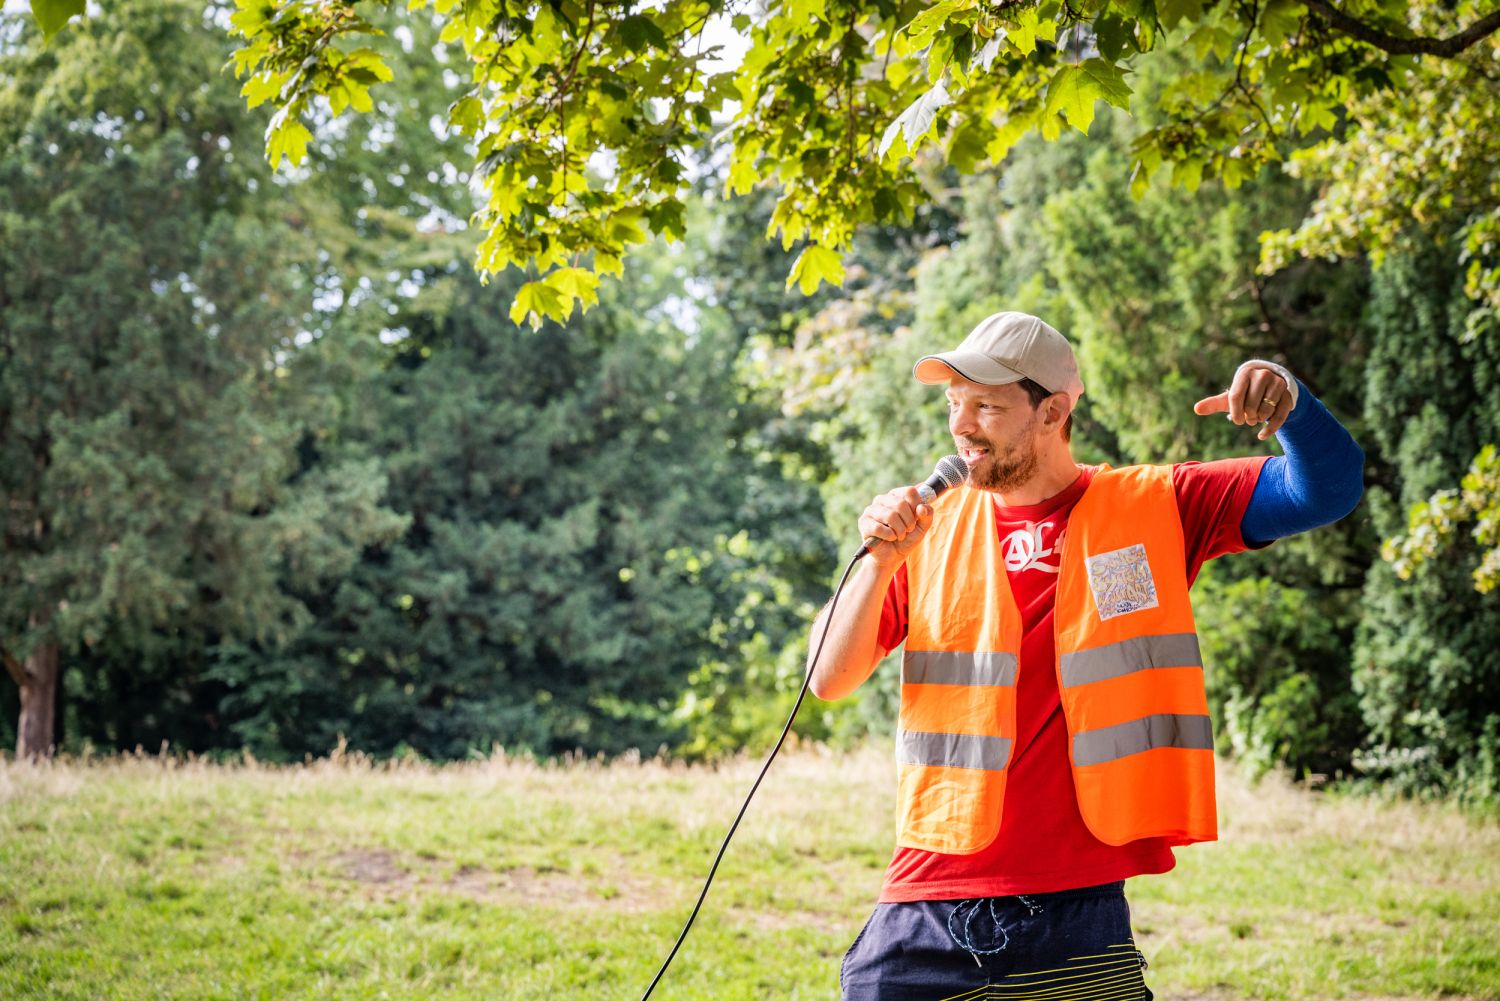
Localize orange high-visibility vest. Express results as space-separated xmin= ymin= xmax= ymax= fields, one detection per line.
xmin=897 ymin=464 xmax=1216 ymax=854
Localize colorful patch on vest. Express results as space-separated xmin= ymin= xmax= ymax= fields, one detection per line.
xmin=1084 ymin=543 xmax=1159 ymax=621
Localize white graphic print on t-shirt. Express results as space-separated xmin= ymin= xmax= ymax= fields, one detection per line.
xmin=1001 ymin=521 xmax=1066 ymax=574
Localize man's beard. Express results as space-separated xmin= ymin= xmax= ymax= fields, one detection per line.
xmin=960 ymin=420 xmax=1041 ymax=493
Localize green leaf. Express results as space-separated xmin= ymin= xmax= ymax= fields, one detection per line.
xmin=1129 ymin=136 xmax=1164 ymax=198
xmin=946 ymin=116 xmax=990 ymax=173
xmin=1039 ymin=110 xmax=1063 ymax=142
xmin=1172 ymin=154 xmax=1206 ymax=192
xmin=1221 ymin=155 xmax=1249 ymax=190
xmin=886 ymin=56 xmax=915 ymax=88
xmin=1081 ymin=58 xmax=1132 ymax=111
xmin=879 ymin=125 xmax=912 ymax=163
xmin=607 ymin=209 xmax=648 ymax=245
xmin=343 ymin=48 xmax=395 ymax=83
xmin=1044 ymin=60 xmax=1130 ymax=135
xmin=594 ymin=252 xmax=624 ymax=277
xmin=526 ymin=4 xmax=566 ymax=62
xmin=1134 ymin=15 xmax=1156 ymax=51
xmin=485 ymin=165 xmax=523 ymax=221
xmin=1259 ymin=0 xmax=1301 ymax=46
xmin=1175 ymin=69 xmax=1228 ymax=106
xmin=646 ymin=201 xmax=687 ymax=243
xmin=1033 ymin=5 xmax=1060 ymax=44
xmin=240 ymin=71 xmax=288 ymax=110
xmin=1044 ymin=65 xmax=1097 ymax=134
xmin=726 ymin=154 xmax=760 ymax=196
xmin=1157 ymin=0 xmax=1206 ymax=31
xmin=878 ymin=79 xmax=952 ymax=160
xmin=617 ymin=14 xmax=668 ymax=54
xmin=266 ymin=116 xmax=313 ymax=166
xmin=508 ymin=280 xmax=569 ymax=330
xmin=228 ymin=4 xmax=269 ymax=38
xmin=786 ymin=244 xmax=845 ymax=296
xmin=905 ymin=0 xmax=968 ymax=50
xmin=789 ymin=0 xmax=828 ymax=24
xmin=30 ymin=0 xmax=85 ymax=40
xmin=448 ymin=96 xmax=484 ymax=134
xmin=1186 ymin=23 xmax=1237 ymax=60
xmin=1093 ymin=14 xmax=1132 ymax=61
xmin=1007 ymin=7 xmax=1039 ymax=55
xmin=1298 ymin=100 xmax=1338 ymax=134
xmin=545 ymin=267 xmax=601 ymax=313
xmin=927 ymin=31 xmax=955 ymax=82
xmin=347 ymin=84 xmax=374 ymax=114
xmin=984 ymin=112 xmax=1033 ymax=164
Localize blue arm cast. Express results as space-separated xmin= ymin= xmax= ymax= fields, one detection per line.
xmin=1240 ymin=380 xmax=1366 ymax=546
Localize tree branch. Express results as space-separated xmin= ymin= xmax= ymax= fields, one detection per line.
xmin=1302 ymin=1 xmax=1500 ymax=58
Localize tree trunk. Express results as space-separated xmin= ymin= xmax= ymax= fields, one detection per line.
xmin=9 ymin=611 xmax=59 ymax=759
xmin=16 ymin=641 xmax=58 ymax=758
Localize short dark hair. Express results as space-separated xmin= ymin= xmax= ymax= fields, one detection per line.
xmin=1017 ymin=378 xmax=1073 ymax=442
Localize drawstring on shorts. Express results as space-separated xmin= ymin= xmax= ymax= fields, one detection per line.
xmin=947 ymin=898 xmax=1007 ymax=965
xmin=946 ymin=895 xmax=1045 ymax=966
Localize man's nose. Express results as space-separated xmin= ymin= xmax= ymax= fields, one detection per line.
xmin=949 ymin=404 xmax=976 ymax=437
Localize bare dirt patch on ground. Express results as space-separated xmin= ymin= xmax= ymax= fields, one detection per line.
xmin=334 ymin=847 xmax=415 ymax=888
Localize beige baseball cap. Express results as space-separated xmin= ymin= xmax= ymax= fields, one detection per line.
xmin=913 ymin=311 xmax=1085 ymax=404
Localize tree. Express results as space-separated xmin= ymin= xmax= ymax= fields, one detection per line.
xmin=197 ymin=0 xmax=1500 ymax=326
xmin=0 ymin=2 xmax=406 ymax=757
xmin=201 ymin=238 xmax=833 ymax=759
xmin=1350 ymin=237 xmax=1500 ymax=807
xmin=1258 ymin=26 xmax=1500 ymax=594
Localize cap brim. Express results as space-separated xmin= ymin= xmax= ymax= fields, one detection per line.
xmin=913 ymin=352 xmax=1027 ymax=386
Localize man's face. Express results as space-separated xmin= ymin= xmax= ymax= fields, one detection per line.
xmin=945 ymin=376 xmax=1042 ymax=493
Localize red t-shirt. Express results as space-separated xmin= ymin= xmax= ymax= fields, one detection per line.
xmin=876 ymin=458 xmax=1270 ymax=902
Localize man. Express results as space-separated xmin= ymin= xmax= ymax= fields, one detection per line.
xmin=808 ymin=312 xmax=1364 ymax=1000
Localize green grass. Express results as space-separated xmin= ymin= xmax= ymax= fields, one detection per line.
xmin=1 ymin=747 xmax=1496 ymax=1000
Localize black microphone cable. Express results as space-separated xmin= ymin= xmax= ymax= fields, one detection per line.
xmin=637 ymin=549 xmax=860 ymax=1001
xmin=638 ymin=454 xmax=967 ymax=1000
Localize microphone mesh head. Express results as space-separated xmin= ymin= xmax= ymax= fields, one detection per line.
xmin=932 ymin=454 xmax=969 ymax=494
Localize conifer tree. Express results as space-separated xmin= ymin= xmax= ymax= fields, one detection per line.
xmin=0 ymin=2 xmax=406 ymax=756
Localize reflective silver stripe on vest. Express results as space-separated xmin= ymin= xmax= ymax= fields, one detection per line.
xmin=897 ymin=729 xmax=1013 ymax=772
xmin=902 ymin=650 xmax=1018 ymax=687
xmin=1059 ymin=633 xmax=1202 ymax=688
xmin=1072 ymin=713 xmax=1214 ymax=767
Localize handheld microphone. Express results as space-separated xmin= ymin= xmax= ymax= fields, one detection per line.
xmin=853 ymin=454 xmax=969 ymax=560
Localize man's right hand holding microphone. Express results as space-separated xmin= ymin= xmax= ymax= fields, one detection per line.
xmin=810 ymin=456 xmax=968 ymax=700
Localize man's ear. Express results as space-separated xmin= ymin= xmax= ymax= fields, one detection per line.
xmin=1043 ymin=394 xmax=1070 ymax=431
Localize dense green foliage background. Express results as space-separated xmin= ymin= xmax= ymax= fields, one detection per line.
xmin=2 ymin=2 xmax=1496 ymax=808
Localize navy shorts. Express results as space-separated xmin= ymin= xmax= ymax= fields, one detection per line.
xmin=840 ymin=881 xmax=1152 ymax=1001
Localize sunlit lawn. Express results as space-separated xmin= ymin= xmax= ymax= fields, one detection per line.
xmin=1 ymin=745 xmax=1495 ymax=1000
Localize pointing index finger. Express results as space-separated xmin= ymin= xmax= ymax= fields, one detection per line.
xmin=1193 ymin=392 xmax=1229 ymax=416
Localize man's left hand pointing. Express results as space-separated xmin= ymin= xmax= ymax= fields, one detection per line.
xmin=1194 ymin=364 xmax=1294 ymax=441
